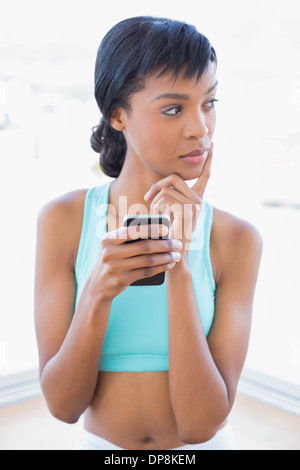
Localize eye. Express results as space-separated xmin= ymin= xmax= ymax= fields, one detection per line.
xmin=205 ymin=98 xmax=219 ymax=109
xmin=163 ymin=106 xmax=182 ymax=116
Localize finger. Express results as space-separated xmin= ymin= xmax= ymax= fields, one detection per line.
xmin=109 ymin=249 xmax=181 ymax=271
xmin=103 ymin=238 xmax=182 ymax=263
xmin=150 ymin=195 xmax=184 ymax=222
xmin=150 ymin=187 xmax=194 ymax=207
xmin=191 ymin=142 xmax=214 ymax=198
xmin=128 ymin=260 xmax=177 ymax=285
xmin=104 ymin=224 xmax=168 ymax=244
xmin=150 ymin=193 xmax=202 ymax=223
xmin=145 ymin=174 xmax=201 ymax=204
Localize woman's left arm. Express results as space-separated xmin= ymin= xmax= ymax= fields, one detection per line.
xmin=144 ymin=147 xmax=262 ymax=444
xmin=166 ymin=211 xmax=262 ymax=444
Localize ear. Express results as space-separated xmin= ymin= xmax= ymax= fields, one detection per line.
xmin=110 ymin=108 xmax=125 ymax=132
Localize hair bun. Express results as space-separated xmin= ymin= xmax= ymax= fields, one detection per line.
xmin=90 ymin=121 xmax=104 ymax=153
xmin=90 ymin=119 xmax=127 ymax=178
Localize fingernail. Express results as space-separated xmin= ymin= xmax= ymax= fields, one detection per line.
xmin=144 ymin=191 xmax=151 ymax=200
xmin=167 ymin=262 xmax=176 ymax=269
xmin=174 ymin=240 xmax=183 ymax=250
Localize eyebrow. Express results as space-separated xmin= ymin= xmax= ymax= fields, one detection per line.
xmin=153 ymin=81 xmax=218 ymax=101
xmin=153 ymin=93 xmax=190 ymax=101
xmin=206 ymin=80 xmax=218 ymax=95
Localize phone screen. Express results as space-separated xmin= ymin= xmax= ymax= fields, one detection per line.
xmin=123 ymin=214 xmax=170 ymax=286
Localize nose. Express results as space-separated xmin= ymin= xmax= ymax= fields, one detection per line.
xmin=183 ymin=111 xmax=209 ymax=139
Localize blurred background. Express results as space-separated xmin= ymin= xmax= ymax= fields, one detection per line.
xmin=0 ymin=0 xmax=299 ymax=449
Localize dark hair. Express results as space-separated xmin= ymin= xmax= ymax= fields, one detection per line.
xmin=90 ymin=16 xmax=217 ymax=178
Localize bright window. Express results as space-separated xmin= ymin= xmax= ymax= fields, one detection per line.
xmin=0 ymin=1 xmax=299 ymax=402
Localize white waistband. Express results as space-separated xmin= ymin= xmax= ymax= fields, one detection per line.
xmin=77 ymin=423 xmax=237 ymax=450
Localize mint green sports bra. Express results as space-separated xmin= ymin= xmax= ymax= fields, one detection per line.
xmin=75 ymin=181 xmax=216 ymax=372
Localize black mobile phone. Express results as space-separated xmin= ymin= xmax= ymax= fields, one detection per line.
xmin=123 ymin=214 xmax=170 ymax=286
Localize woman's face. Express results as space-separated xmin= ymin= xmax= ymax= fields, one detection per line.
xmin=114 ymin=64 xmax=218 ymax=181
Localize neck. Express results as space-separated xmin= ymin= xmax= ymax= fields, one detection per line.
xmin=107 ymin=155 xmax=164 ymax=226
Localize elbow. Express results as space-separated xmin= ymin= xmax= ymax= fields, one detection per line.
xmin=178 ymin=410 xmax=230 ymax=445
xmin=40 ymin=374 xmax=83 ymax=424
xmin=46 ymin=399 xmax=82 ymax=424
xmin=45 ymin=397 xmax=81 ymax=424
xmin=51 ymin=409 xmax=81 ymax=425
xmin=179 ymin=392 xmax=232 ymax=444
xmin=179 ymin=427 xmax=218 ymax=446
xmin=42 ymin=386 xmax=82 ymax=424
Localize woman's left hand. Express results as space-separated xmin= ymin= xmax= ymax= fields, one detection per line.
xmin=144 ymin=143 xmax=214 ymax=254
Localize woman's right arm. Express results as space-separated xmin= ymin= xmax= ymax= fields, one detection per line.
xmin=34 ymin=192 xmax=114 ymax=423
xmin=34 ymin=192 xmax=181 ymax=423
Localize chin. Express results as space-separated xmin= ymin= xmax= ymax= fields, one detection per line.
xmin=178 ymin=166 xmax=205 ymax=182
xmin=154 ymin=161 xmax=204 ymax=181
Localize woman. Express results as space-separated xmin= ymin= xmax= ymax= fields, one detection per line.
xmin=35 ymin=17 xmax=262 ymax=450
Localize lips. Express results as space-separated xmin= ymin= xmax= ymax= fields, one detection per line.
xmin=180 ymin=147 xmax=209 ymax=158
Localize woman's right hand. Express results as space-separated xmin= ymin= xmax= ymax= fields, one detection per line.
xmin=88 ymin=224 xmax=183 ymax=302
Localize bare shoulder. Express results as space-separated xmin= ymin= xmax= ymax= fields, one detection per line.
xmin=37 ymin=188 xmax=89 ymax=270
xmin=38 ymin=188 xmax=88 ymax=222
xmin=212 ymin=206 xmax=263 ymax=248
xmin=210 ymin=206 xmax=263 ymax=283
